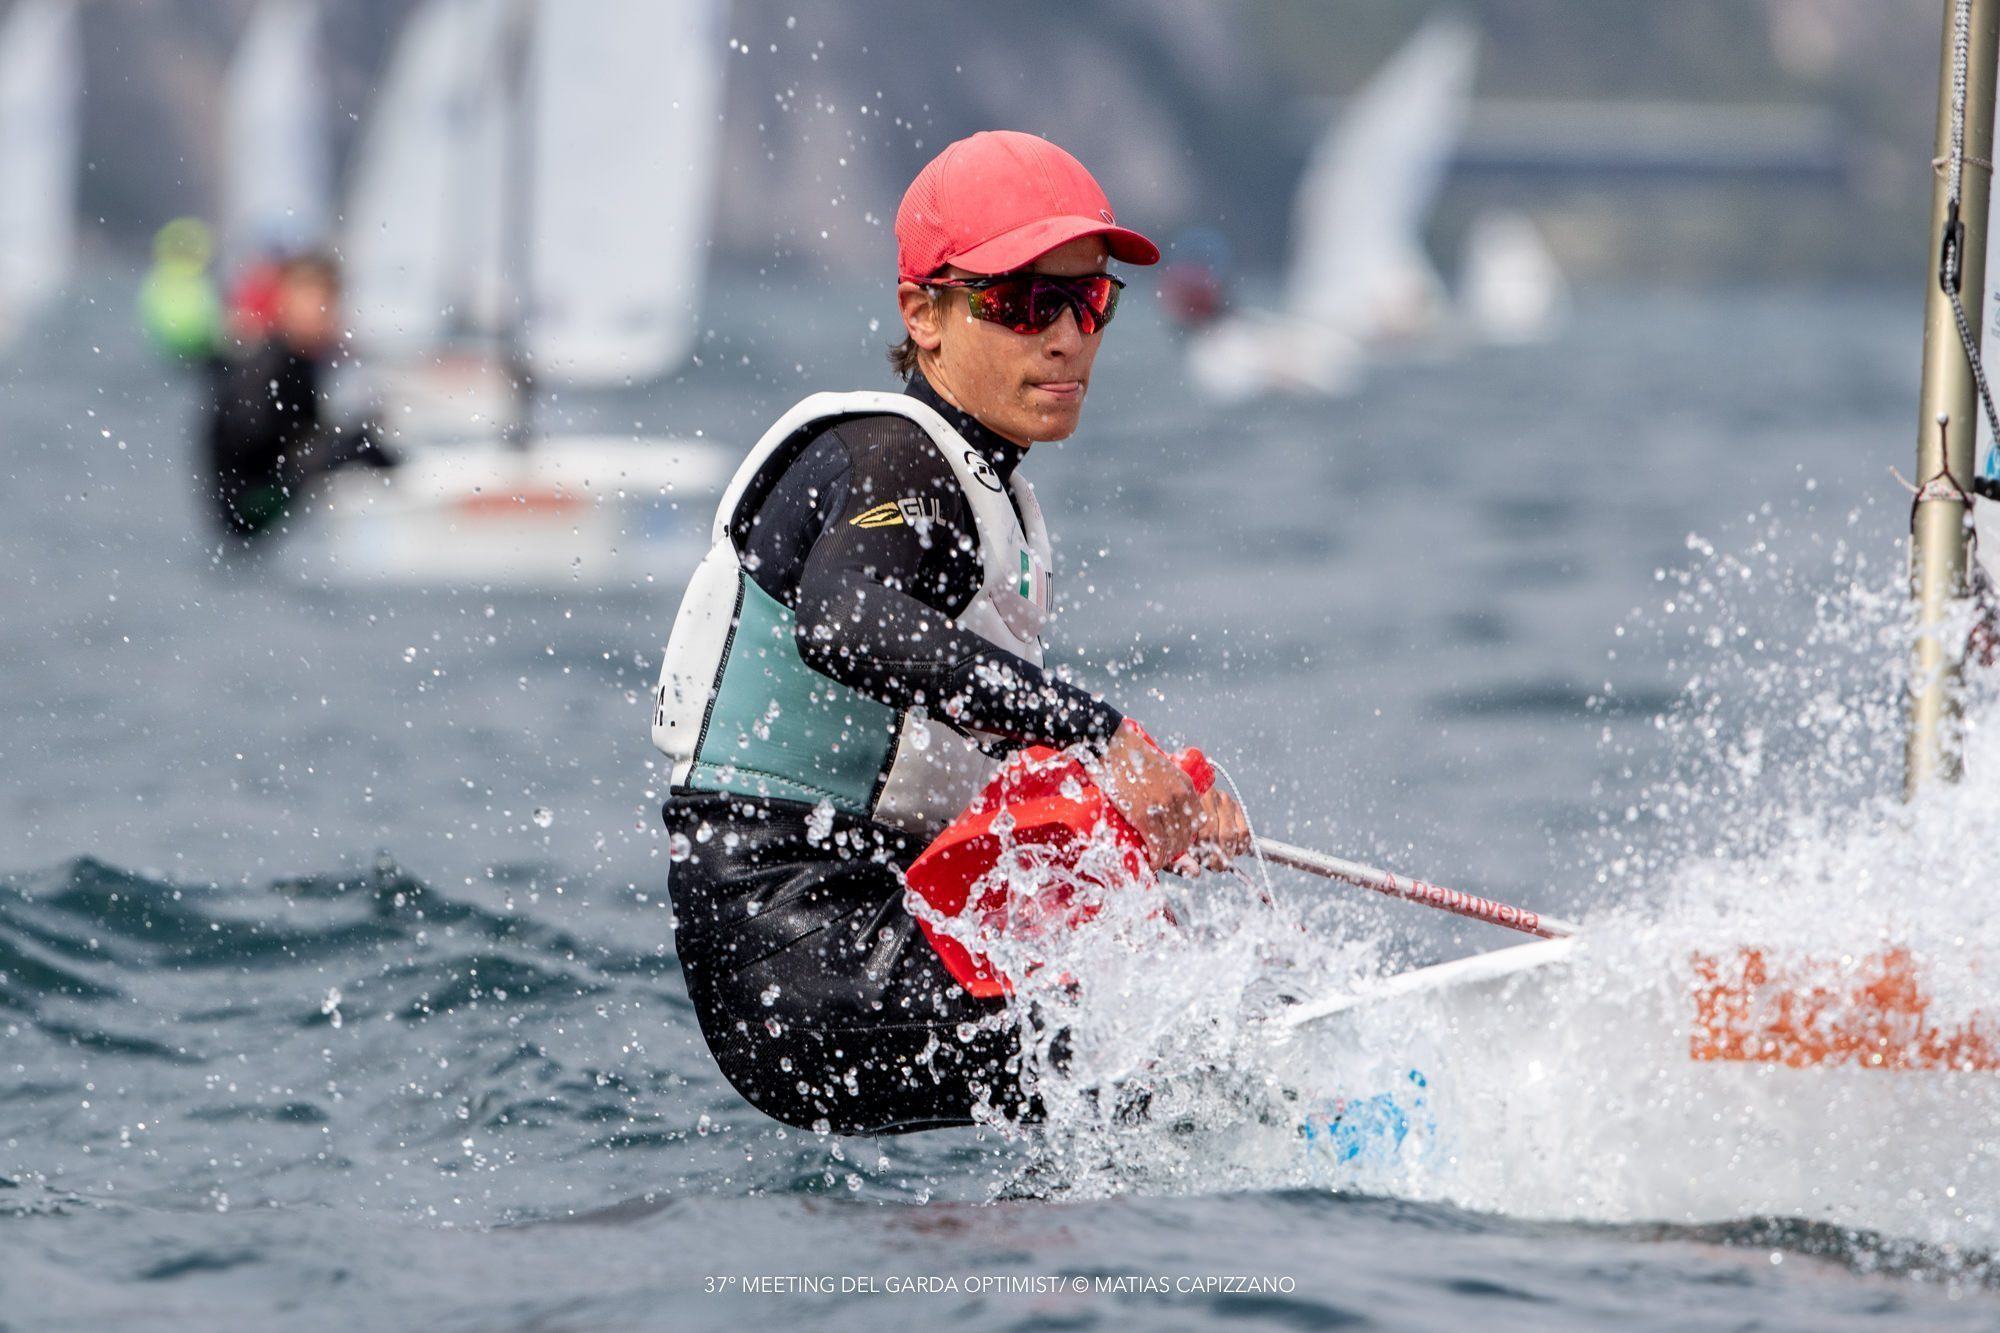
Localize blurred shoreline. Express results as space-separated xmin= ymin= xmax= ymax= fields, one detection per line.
xmin=64 ymin=0 xmax=1944 ymax=288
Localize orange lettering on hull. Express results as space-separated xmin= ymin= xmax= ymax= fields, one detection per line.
xmin=1690 ymin=947 xmax=2000 ymax=1072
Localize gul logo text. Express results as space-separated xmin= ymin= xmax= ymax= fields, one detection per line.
xmin=850 ymin=497 xmax=945 ymax=529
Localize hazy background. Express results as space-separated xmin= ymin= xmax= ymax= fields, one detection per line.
xmin=67 ymin=0 xmax=1945 ymax=286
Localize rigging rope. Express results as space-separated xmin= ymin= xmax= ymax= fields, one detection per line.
xmin=1941 ymin=0 xmax=2000 ymax=467
xmin=1209 ymin=758 xmax=1275 ymax=901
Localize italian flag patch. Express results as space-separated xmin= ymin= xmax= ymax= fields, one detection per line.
xmin=1018 ymin=549 xmax=1049 ymax=604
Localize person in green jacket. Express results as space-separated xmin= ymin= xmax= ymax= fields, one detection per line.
xmin=137 ymin=218 xmax=224 ymax=362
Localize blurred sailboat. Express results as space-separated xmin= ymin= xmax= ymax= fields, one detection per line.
xmin=299 ymin=0 xmax=733 ymax=589
xmin=1185 ymin=14 xmax=1478 ymax=401
xmin=1458 ymin=208 xmax=1568 ymax=345
xmin=0 ymin=0 xmax=80 ymax=347
xmin=223 ymin=0 xmax=332 ymax=266
xmin=340 ymin=0 xmax=509 ymax=430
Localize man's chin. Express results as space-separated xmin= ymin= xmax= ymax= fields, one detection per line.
xmin=1017 ymin=414 xmax=1074 ymax=443
xmin=1023 ymin=396 xmax=1084 ymax=441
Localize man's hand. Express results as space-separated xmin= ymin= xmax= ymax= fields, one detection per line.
xmin=1180 ymin=784 xmax=1251 ymax=873
xmin=1097 ymin=719 xmax=1200 ymax=870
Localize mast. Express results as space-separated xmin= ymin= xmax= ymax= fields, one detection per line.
xmin=1908 ymin=0 xmax=2000 ymax=797
xmin=498 ymin=0 xmax=537 ymax=451
xmin=441 ymin=0 xmax=501 ymax=348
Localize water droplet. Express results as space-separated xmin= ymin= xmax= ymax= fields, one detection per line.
xmin=532 ymin=807 xmax=554 ymax=829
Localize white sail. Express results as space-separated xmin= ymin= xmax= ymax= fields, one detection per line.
xmin=0 ymin=0 xmax=80 ymax=325
xmin=223 ymin=0 xmax=331 ymax=266
xmin=523 ymin=0 xmax=724 ymax=384
xmin=1459 ymin=208 xmax=1568 ymax=344
xmin=1283 ymin=14 xmax=1478 ymax=341
xmin=343 ymin=0 xmax=510 ymax=357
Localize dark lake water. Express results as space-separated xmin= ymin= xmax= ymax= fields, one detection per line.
xmin=7 ymin=267 xmax=1997 ymax=1328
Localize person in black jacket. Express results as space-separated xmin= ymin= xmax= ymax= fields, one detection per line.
xmin=655 ymin=132 xmax=1250 ymax=1136
xmin=203 ymin=253 xmax=394 ymax=538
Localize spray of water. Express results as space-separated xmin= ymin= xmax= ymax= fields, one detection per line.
xmin=932 ymin=511 xmax=2000 ymax=1265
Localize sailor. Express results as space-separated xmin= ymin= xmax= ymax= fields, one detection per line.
xmin=136 ymin=218 xmax=225 ymax=363
xmin=652 ymin=131 xmax=1250 ymax=1135
xmin=202 ymin=253 xmax=395 ymax=538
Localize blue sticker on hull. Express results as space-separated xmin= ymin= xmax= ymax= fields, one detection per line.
xmin=1300 ymin=1069 xmax=1429 ymax=1165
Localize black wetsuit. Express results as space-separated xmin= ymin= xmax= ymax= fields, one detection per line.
xmin=665 ymin=374 xmax=1121 ymax=1135
xmin=204 ymin=339 xmax=394 ymax=537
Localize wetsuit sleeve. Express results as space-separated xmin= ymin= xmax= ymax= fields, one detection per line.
xmin=791 ymin=429 xmax=1123 ymax=750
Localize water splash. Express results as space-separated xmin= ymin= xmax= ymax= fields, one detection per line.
xmin=956 ymin=514 xmax=2000 ymax=1267
xmin=909 ymin=809 xmax=1379 ymax=1197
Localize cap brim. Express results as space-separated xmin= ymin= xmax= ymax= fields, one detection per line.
xmin=946 ymin=214 xmax=1161 ymax=275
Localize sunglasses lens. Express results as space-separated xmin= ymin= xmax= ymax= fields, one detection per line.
xmin=968 ymin=278 xmax=1040 ymax=333
xmin=963 ymin=275 xmax=1122 ymax=334
xmin=1069 ymin=275 xmax=1119 ymax=333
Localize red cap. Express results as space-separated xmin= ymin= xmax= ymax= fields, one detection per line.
xmin=895 ymin=130 xmax=1161 ymax=282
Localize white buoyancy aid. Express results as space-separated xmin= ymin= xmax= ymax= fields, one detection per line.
xmin=651 ymin=390 xmax=1055 ymax=836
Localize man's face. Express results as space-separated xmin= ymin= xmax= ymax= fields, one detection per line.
xmin=277 ymin=271 xmax=339 ymax=356
xmin=899 ymin=235 xmax=1110 ymax=445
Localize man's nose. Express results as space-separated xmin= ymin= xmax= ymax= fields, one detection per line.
xmin=1040 ymin=304 xmax=1085 ymax=355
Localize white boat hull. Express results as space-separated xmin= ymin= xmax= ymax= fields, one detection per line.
xmin=1184 ymin=315 xmax=1364 ymax=402
xmin=1284 ymin=936 xmax=2000 ymax=1247
xmin=289 ymin=434 xmax=733 ymax=590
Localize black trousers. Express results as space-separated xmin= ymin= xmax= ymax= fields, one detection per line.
xmin=663 ymin=791 xmax=1038 ymax=1135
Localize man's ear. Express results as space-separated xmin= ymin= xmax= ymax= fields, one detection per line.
xmin=897 ymin=282 xmax=943 ymax=351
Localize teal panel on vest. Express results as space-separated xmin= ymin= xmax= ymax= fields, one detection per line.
xmin=688 ymin=575 xmax=898 ymax=816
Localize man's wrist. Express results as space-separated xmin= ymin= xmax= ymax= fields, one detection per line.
xmin=1083 ymin=703 xmax=1126 ymax=752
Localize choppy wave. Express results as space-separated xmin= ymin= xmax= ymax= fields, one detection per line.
xmin=0 ymin=855 xmax=805 ymax=1222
